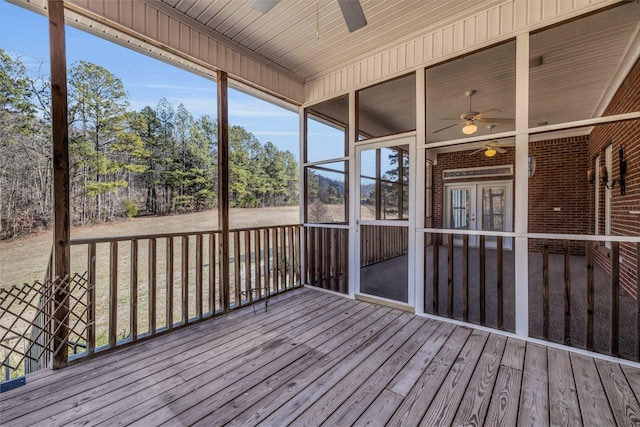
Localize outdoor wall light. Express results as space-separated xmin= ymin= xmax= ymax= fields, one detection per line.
xmin=587 ymin=168 xmax=595 ymax=184
xmin=598 ymin=147 xmax=628 ymax=195
xmin=600 ymin=165 xmax=610 ymax=187
xmin=462 ymin=121 xmax=478 ymax=135
xmin=619 ymin=147 xmax=627 ymax=195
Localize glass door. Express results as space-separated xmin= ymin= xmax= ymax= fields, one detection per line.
xmin=445 ymin=181 xmax=512 ymax=249
xmin=356 ymin=135 xmax=414 ymax=305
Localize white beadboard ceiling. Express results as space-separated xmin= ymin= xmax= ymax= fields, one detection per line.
xmin=160 ymin=0 xmax=504 ymax=81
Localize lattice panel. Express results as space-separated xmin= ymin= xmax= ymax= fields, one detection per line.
xmin=0 ymin=273 xmax=90 ymax=371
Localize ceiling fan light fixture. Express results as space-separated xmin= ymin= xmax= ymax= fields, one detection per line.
xmin=485 ymin=148 xmax=497 ymax=157
xmin=462 ymin=122 xmax=478 ymax=135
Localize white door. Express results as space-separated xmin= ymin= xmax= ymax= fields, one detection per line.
xmin=445 ymin=180 xmax=512 ymax=249
xmin=355 ymin=135 xmax=415 ymax=306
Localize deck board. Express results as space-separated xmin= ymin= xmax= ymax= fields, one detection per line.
xmin=2 ymin=288 xmax=640 ymax=427
xmin=595 ymin=358 xmax=640 ymax=425
xmin=547 ymin=347 xmax=582 ymax=426
xmin=452 ymin=333 xmax=507 ymax=427
xmin=518 ymin=343 xmax=549 ymax=426
xmin=571 ymin=352 xmax=617 ymax=425
xmin=419 ymin=329 xmax=489 ymax=426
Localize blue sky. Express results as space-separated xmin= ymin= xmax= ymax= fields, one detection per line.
xmin=0 ymin=0 xmax=300 ymax=157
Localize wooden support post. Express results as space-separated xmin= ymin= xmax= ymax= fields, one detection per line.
xmin=218 ymin=71 xmax=230 ymax=312
xmin=49 ymin=0 xmax=70 ymax=370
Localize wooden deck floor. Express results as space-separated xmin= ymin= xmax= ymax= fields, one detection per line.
xmin=3 ymin=287 xmax=640 ymax=426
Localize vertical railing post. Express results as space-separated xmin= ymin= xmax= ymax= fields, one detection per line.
xmin=149 ymin=239 xmax=157 ymax=335
xmin=497 ymin=236 xmax=504 ymax=330
xmin=611 ymin=241 xmax=620 ymax=356
xmin=209 ymin=233 xmax=217 ymax=314
xmin=563 ymin=240 xmax=571 ymax=345
xmin=108 ymin=241 xmax=118 ymax=348
xmin=447 ymin=234 xmax=453 ymax=318
xmin=130 ymin=240 xmax=138 ymax=342
xmin=586 ymin=241 xmax=594 ymax=351
xmin=87 ymin=243 xmax=96 ymax=355
xmin=166 ymin=237 xmax=174 ymax=330
xmin=48 ymin=0 xmax=70 ymax=370
xmin=181 ymin=236 xmax=189 ymax=324
xmin=543 ymin=239 xmax=549 ymax=340
xmin=479 ymin=235 xmax=486 ymax=325
xmin=196 ymin=234 xmax=203 ymax=319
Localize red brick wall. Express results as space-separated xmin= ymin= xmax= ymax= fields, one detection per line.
xmin=528 ymin=136 xmax=590 ymax=253
xmin=589 ymin=58 xmax=640 ymax=298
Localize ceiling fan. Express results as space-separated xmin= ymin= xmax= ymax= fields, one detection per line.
xmin=468 ymin=140 xmax=508 ymax=157
xmin=251 ymin=0 xmax=367 ymax=33
xmin=434 ymin=90 xmax=514 ymax=135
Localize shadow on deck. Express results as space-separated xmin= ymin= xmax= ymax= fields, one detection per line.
xmin=2 ymin=287 xmax=640 ymax=426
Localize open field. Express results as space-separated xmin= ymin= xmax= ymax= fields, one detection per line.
xmin=0 ymin=206 xmax=299 ymax=288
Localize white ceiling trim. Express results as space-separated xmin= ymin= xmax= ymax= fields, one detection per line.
xmin=304 ymin=0 xmax=623 ymax=106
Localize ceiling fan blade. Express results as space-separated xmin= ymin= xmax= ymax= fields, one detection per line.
xmin=474 ymin=109 xmax=501 ymax=120
xmin=476 ymin=117 xmax=515 ymax=124
xmin=251 ymin=0 xmax=280 ymax=13
xmin=337 ymin=0 xmax=367 ymax=33
xmin=433 ymin=121 xmax=463 ymax=133
xmin=468 ymin=147 xmax=486 ymax=156
xmin=495 ymin=147 xmax=507 ymax=154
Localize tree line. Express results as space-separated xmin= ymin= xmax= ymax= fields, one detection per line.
xmin=0 ymin=50 xmax=298 ymax=240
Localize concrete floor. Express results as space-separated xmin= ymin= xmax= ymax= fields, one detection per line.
xmin=359 ymin=246 xmax=638 ymax=359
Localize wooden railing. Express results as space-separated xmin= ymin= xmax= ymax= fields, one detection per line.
xmin=66 ymin=224 xmax=301 ymax=355
xmin=423 ymin=232 xmax=513 ymax=332
xmin=528 ymin=237 xmax=640 ymax=361
xmin=304 ymin=226 xmax=348 ymax=294
xmin=360 ymin=225 xmax=408 ymax=267
xmin=423 ymin=230 xmax=640 ymax=362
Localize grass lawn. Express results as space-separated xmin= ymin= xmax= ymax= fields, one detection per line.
xmin=0 ymin=206 xmax=299 ymax=288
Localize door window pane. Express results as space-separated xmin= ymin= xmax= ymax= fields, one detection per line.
xmin=360 ymin=146 xmax=409 ymax=221
xmin=482 ymin=187 xmax=505 ymax=231
xmin=450 ymin=189 xmax=470 ymax=230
